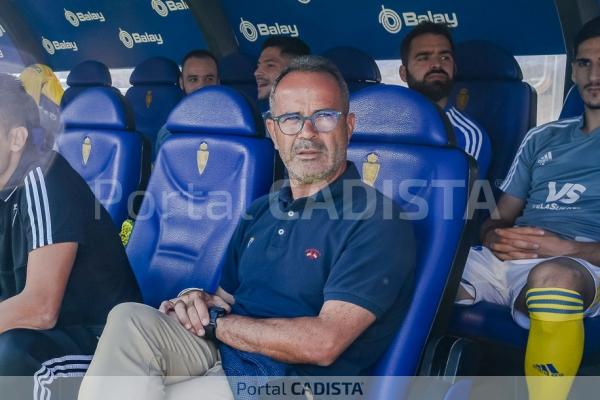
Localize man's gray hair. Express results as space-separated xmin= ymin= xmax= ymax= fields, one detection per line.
xmin=269 ymin=55 xmax=350 ymax=113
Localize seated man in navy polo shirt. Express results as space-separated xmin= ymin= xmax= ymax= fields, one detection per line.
xmin=79 ymin=55 xmax=415 ymax=400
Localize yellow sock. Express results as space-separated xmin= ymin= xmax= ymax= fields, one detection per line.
xmin=524 ymin=288 xmax=584 ymax=400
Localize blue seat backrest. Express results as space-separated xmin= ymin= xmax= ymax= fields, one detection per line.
xmin=219 ymin=52 xmax=258 ymax=103
xmin=126 ymin=86 xmax=275 ymax=307
xmin=322 ymin=46 xmax=382 ymax=93
xmin=450 ymin=298 xmax=600 ymax=357
xmin=57 ymin=87 xmax=143 ymax=227
xmin=449 ymin=40 xmax=537 ymax=191
xmin=560 ymin=85 xmax=584 ymax=119
xmin=61 ymin=60 xmax=119 ymax=108
xmin=347 ymin=85 xmax=473 ymax=396
xmin=125 ymin=56 xmax=184 ymax=152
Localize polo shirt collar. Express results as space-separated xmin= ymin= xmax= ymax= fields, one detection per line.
xmin=277 ymin=161 xmax=360 ymax=211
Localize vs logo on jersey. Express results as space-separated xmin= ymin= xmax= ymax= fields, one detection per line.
xmin=546 ymin=182 xmax=586 ymax=204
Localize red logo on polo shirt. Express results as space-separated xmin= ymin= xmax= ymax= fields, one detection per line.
xmin=305 ymin=248 xmax=321 ymax=260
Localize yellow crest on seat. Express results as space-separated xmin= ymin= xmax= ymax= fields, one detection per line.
xmin=362 ymin=153 xmax=380 ymax=187
xmin=197 ymin=142 xmax=209 ymax=175
xmin=145 ymin=90 xmax=153 ymax=108
xmin=82 ymin=136 xmax=92 ymax=166
xmin=456 ymin=88 xmax=470 ymax=111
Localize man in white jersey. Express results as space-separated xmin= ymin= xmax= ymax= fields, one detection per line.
xmin=400 ymin=21 xmax=492 ymax=178
xmin=456 ymin=17 xmax=600 ymax=400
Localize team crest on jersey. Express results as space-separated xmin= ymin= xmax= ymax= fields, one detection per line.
xmin=305 ymin=248 xmax=321 ymax=260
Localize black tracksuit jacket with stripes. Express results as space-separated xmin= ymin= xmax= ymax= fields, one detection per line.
xmin=0 ymin=147 xmax=141 ymax=327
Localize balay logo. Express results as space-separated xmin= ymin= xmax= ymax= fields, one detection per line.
xmin=151 ymin=0 xmax=189 ymax=17
xmin=42 ymin=37 xmax=78 ymax=55
xmin=119 ymin=28 xmax=164 ymax=49
xmin=378 ymin=4 xmax=458 ymax=34
xmin=64 ymin=8 xmax=106 ymax=27
xmin=239 ymin=18 xmax=299 ymax=43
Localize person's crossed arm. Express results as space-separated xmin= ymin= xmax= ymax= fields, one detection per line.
xmin=483 ymin=194 xmax=600 ymax=264
xmin=160 ymin=288 xmax=375 ymax=367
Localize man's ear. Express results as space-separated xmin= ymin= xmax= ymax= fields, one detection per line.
xmin=178 ymin=76 xmax=184 ymax=90
xmin=399 ymin=65 xmax=407 ymax=83
xmin=345 ymin=112 xmax=355 ymax=143
xmin=8 ymin=127 xmax=28 ymax=152
xmin=265 ymin=119 xmax=279 ymax=150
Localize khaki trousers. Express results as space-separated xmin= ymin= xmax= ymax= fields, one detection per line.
xmin=78 ymin=302 xmax=233 ymax=400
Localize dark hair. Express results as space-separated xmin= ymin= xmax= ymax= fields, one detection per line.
xmin=0 ymin=73 xmax=40 ymax=140
xmin=574 ymin=16 xmax=600 ymax=57
xmin=400 ymin=21 xmax=455 ymax=65
xmin=181 ymin=49 xmax=218 ymax=69
xmin=269 ymin=55 xmax=349 ymax=113
xmin=261 ymin=36 xmax=311 ymax=58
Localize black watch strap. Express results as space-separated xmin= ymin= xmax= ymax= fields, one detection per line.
xmin=204 ymin=306 xmax=226 ymax=341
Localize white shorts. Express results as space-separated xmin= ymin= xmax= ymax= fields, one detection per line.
xmin=459 ymin=246 xmax=600 ymax=329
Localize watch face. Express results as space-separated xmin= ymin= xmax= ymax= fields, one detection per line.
xmin=210 ymin=306 xmax=226 ymax=320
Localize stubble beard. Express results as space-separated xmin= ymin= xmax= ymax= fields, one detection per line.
xmin=284 ymin=139 xmax=346 ymax=185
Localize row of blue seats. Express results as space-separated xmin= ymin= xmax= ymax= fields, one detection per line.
xmin=60 ymin=57 xmax=183 ymax=155
xmin=57 ymin=83 xmax=475 ymax=398
xmin=57 ymin=40 xmax=540 ymax=202
xmin=57 ymin=48 xmax=383 ymax=154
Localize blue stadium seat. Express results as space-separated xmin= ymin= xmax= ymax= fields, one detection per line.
xmin=322 ymin=46 xmax=382 ymax=92
xmin=126 ymin=86 xmax=274 ymax=307
xmin=449 ymin=40 xmax=537 ymax=192
xmin=451 ymin=299 xmax=600 ymax=350
xmin=57 ymin=87 xmax=144 ymax=227
xmin=347 ymin=85 xmax=475 ymax=398
xmin=60 ymin=60 xmax=119 ymax=108
xmin=560 ymin=85 xmax=584 ymax=119
xmin=219 ymin=52 xmax=258 ymax=105
xmin=125 ymin=56 xmax=184 ymax=153
xmin=449 ymin=301 xmax=600 ymax=369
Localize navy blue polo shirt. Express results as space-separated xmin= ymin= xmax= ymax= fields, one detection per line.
xmin=219 ymin=162 xmax=415 ymax=376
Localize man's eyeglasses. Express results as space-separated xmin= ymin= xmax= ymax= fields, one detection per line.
xmin=266 ymin=109 xmax=344 ymax=136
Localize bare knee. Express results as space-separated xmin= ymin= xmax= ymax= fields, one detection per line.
xmin=527 ymin=258 xmax=595 ymax=306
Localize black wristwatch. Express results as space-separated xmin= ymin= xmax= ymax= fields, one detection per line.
xmin=204 ymin=306 xmax=227 ymax=341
